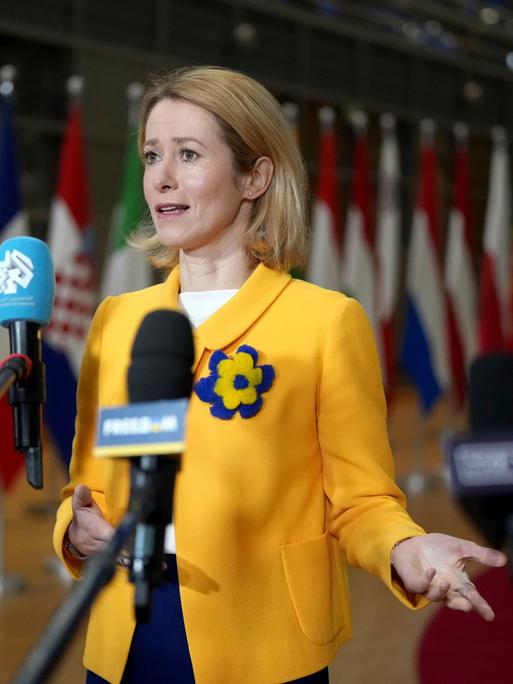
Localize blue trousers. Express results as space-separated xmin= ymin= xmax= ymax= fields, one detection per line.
xmin=86 ymin=555 xmax=329 ymax=684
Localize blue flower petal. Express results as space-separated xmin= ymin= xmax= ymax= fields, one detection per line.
xmin=239 ymin=396 xmax=263 ymax=419
xmin=256 ymin=364 xmax=275 ymax=393
xmin=194 ymin=375 xmax=218 ymax=403
xmin=237 ymin=344 xmax=258 ymax=364
xmin=209 ymin=349 xmax=228 ymax=372
xmin=211 ymin=399 xmax=236 ymax=420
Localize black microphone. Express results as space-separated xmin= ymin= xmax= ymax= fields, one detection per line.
xmin=126 ymin=309 xmax=194 ymax=622
xmin=0 ymin=236 xmax=54 ymax=489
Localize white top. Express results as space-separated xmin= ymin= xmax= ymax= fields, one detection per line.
xmin=164 ymin=288 xmax=238 ymax=553
xmin=178 ymin=289 xmax=238 ymax=328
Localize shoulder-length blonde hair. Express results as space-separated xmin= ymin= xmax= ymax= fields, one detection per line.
xmin=130 ymin=65 xmax=309 ymax=272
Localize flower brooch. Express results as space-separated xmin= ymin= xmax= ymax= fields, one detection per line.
xmin=194 ymin=345 xmax=275 ymax=419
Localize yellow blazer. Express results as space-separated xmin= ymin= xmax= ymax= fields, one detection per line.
xmin=53 ymin=263 xmax=426 ymax=684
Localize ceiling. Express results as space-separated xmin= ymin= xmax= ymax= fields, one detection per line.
xmin=270 ymin=1 xmax=513 ymax=74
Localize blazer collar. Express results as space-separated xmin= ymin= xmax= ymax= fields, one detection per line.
xmin=162 ymin=262 xmax=291 ymax=350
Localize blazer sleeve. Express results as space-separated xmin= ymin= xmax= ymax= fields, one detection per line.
xmin=318 ymin=296 xmax=427 ymax=609
xmin=52 ymin=296 xmax=113 ymax=579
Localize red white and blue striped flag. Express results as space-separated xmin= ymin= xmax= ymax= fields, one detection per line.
xmin=478 ymin=127 xmax=512 ymax=353
xmin=0 ymin=92 xmax=27 ymax=489
xmin=444 ymin=124 xmax=477 ymax=408
xmin=307 ymin=107 xmax=342 ymax=291
xmin=401 ymin=119 xmax=450 ymax=412
xmin=44 ymin=95 xmax=96 ymax=468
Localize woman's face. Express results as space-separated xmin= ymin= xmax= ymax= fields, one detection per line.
xmin=143 ymin=98 xmax=250 ymax=257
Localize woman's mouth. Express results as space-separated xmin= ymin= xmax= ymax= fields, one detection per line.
xmin=156 ymin=203 xmax=190 ymax=216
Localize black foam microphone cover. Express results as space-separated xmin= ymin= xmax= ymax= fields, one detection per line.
xmin=128 ymin=309 xmax=194 ymax=402
xmin=469 ymin=352 xmax=513 ymax=430
xmin=126 ymin=309 xmax=194 ymax=622
xmin=459 ymin=351 xmax=513 ymax=548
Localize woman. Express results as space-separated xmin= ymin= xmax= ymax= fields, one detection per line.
xmin=53 ymin=66 xmax=506 ymax=684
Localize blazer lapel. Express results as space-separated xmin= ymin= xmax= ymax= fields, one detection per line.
xmin=160 ymin=262 xmax=292 ymax=369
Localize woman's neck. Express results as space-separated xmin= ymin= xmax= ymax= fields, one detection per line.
xmin=178 ymin=248 xmax=254 ymax=293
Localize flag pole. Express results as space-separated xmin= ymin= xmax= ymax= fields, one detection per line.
xmin=0 ymin=64 xmax=26 ymax=595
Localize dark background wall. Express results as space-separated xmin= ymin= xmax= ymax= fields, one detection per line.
xmin=1 ymin=0 xmax=512 ymax=275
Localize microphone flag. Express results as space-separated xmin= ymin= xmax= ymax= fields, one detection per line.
xmin=0 ymin=94 xmax=29 ymax=490
xmin=94 ymin=399 xmax=187 ymax=458
xmin=44 ymin=102 xmax=96 ymax=469
xmin=401 ymin=120 xmax=450 ymax=413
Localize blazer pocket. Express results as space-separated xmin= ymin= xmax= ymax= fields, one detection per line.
xmin=281 ymin=531 xmax=346 ymax=645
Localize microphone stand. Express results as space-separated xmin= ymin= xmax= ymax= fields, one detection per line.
xmin=10 ymin=510 xmax=137 ymax=684
xmin=10 ymin=453 xmax=175 ymax=684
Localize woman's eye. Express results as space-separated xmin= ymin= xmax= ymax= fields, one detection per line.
xmin=143 ymin=150 xmax=159 ymax=164
xmin=181 ymin=148 xmax=199 ymax=162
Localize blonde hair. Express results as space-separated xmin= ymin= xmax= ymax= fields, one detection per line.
xmin=130 ymin=65 xmax=308 ymax=272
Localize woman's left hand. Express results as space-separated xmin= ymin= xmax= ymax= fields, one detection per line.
xmin=391 ymin=533 xmax=508 ymax=620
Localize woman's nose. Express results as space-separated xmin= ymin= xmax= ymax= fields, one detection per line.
xmin=154 ymin=162 xmax=178 ymax=191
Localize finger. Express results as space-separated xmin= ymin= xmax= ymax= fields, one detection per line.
xmin=452 ymin=582 xmax=495 ymax=622
xmin=422 ymin=580 xmax=451 ymax=603
xmin=72 ymin=484 xmax=93 ymax=509
xmin=403 ymin=566 xmax=436 ymax=595
xmin=460 ymin=540 xmax=508 ymax=568
xmin=445 ymin=596 xmax=473 ymax=613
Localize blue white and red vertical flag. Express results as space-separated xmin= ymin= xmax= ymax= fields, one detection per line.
xmin=477 ymin=127 xmax=512 ymax=353
xmin=375 ymin=114 xmax=401 ymax=400
xmin=44 ymin=89 xmax=96 ymax=469
xmin=444 ymin=123 xmax=477 ymax=409
xmin=0 ymin=83 xmax=27 ymax=490
xmin=401 ymin=119 xmax=450 ymax=413
xmin=307 ymin=106 xmax=343 ymax=291
xmin=342 ymin=111 xmax=376 ymax=326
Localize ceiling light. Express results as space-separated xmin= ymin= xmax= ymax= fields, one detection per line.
xmin=480 ymin=7 xmax=500 ymax=25
xmin=463 ymin=80 xmax=483 ymax=102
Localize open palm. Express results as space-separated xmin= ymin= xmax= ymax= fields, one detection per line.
xmin=391 ymin=533 xmax=508 ymax=621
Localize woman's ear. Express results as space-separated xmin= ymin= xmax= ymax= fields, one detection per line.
xmin=244 ymin=157 xmax=274 ymax=199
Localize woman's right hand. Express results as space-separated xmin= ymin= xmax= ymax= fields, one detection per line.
xmin=67 ymin=484 xmax=115 ymax=557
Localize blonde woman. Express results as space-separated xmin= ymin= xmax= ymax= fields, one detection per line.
xmin=54 ymin=66 xmax=506 ymax=684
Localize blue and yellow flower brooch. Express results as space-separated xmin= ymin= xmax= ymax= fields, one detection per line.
xmin=194 ymin=345 xmax=275 ymax=419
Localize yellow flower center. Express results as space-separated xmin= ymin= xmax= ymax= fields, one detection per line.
xmin=214 ymin=352 xmax=263 ymax=410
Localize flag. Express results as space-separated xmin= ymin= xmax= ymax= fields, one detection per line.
xmin=444 ymin=124 xmax=477 ymax=408
xmin=342 ymin=110 xmax=376 ymax=326
xmin=477 ymin=127 xmax=512 ymax=353
xmin=0 ymin=94 xmax=27 ymax=490
xmin=101 ymin=87 xmax=151 ymax=298
xmin=376 ymin=114 xmax=401 ymax=399
xmin=44 ymin=101 xmax=96 ymax=469
xmin=401 ymin=119 xmax=450 ymax=413
xmin=307 ymin=106 xmax=342 ymax=291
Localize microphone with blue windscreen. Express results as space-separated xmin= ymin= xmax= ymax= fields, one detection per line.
xmin=0 ymin=236 xmax=55 ymax=488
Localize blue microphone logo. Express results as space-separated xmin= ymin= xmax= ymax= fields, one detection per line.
xmin=0 ymin=237 xmax=55 ymax=327
xmin=0 ymin=247 xmax=35 ymax=294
